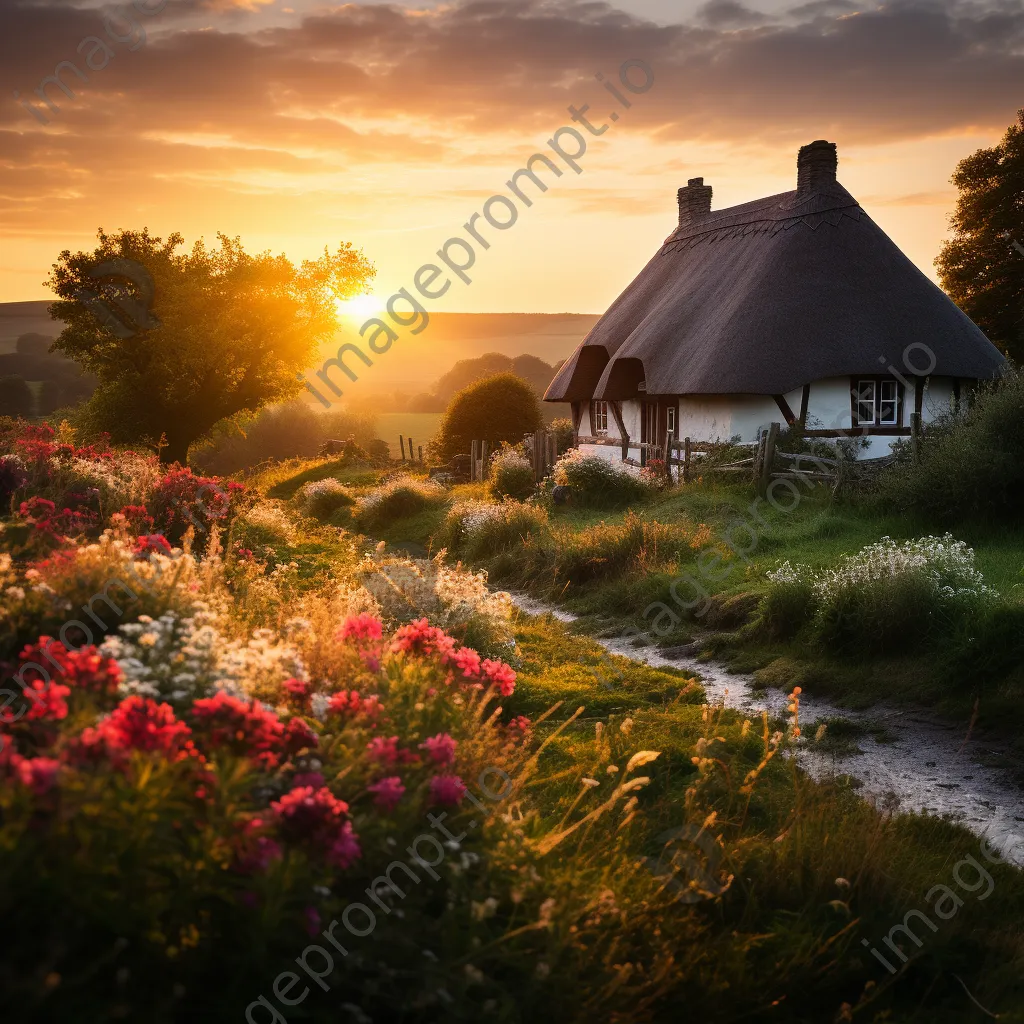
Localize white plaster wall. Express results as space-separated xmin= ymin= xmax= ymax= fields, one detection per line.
xmin=922 ymin=378 xmax=955 ymax=423
xmin=675 ymin=395 xmax=781 ymax=443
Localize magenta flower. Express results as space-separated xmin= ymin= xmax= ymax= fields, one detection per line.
xmin=11 ymin=755 xmax=60 ymax=795
xmin=429 ymin=774 xmax=467 ymax=806
xmin=292 ymin=771 xmax=325 ymax=790
xmin=367 ymin=775 xmax=405 ymax=811
xmin=420 ymin=732 xmax=457 ymax=766
xmin=328 ymin=821 xmax=362 ymax=868
xmin=366 ymin=735 xmax=415 ymax=767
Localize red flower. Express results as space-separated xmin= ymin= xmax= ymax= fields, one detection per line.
xmin=17 ymin=638 xmax=122 ymax=698
xmin=390 ymin=618 xmax=457 ymax=662
xmin=283 ymin=677 xmax=311 ymax=707
xmin=283 ymin=717 xmax=318 ymax=755
xmin=133 ymin=534 xmax=172 ymax=558
xmin=326 ymin=690 xmax=382 ymax=722
xmin=272 ymin=786 xmax=359 ymax=866
xmin=190 ymin=692 xmax=286 ymax=768
xmin=118 ymin=505 xmax=155 ymax=532
xmin=77 ymin=696 xmax=197 ymax=769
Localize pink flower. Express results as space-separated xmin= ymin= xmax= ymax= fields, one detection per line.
xmin=338 ymin=613 xmax=384 ymax=644
xmin=429 ymin=774 xmax=467 ymax=806
xmin=366 ymin=735 xmax=415 ymax=767
xmin=304 ymin=906 xmax=322 ymax=937
xmin=482 ymin=659 xmax=517 ymax=697
xmin=11 ymin=755 xmax=60 ymax=795
xmin=367 ymin=775 xmax=405 ymax=811
xmin=360 ymin=653 xmax=381 ymax=673
xmin=420 ymin=732 xmax=456 ymax=766
xmin=508 ymin=715 xmax=533 ymax=742
xmin=451 ymin=647 xmax=482 ymax=679
xmin=292 ymin=771 xmax=325 ymax=790
xmin=328 ymin=821 xmax=361 ymax=868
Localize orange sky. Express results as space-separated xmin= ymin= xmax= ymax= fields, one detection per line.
xmin=1 ymin=0 xmax=1021 ymax=311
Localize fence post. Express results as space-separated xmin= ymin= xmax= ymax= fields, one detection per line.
xmin=418 ymin=445 xmax=423 ymax=464
xmin=409 ymin=437 xmax=414 ymax=464
xmin=470 ymin=440 xmax=478 ymax=482
xmin=758 ymin=422 xmax=780 ymax=498
xmin=481 ymin=440 xmax=490 ymax=481
xmin=663 ymin=430 xmax=674 ymax=479
xmin=910 ymin=412 xmax=922 ymax=465
xmin=399 ymin=434 xmax=406 ymax=462
xmin=546 ymin=432 xmax=555 ymax=474
xmin=683 ymin=436 xmax=691 ymax=483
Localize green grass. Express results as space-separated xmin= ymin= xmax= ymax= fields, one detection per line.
xmin=242 ymin=457 xmax=1024 ymax=1022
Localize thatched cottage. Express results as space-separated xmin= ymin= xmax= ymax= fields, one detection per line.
xmin=544 ymin=141 xmax=1004 ymax=460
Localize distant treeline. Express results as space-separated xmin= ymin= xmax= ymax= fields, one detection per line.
xmin=355 ymin=351 xmax=569 ymax=420
xmin=0 ymin=333 xmax=96 ymax=416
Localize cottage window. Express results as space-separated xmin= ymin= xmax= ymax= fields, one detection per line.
xmin=591 ymin=400 xmax=609 ymax=435
xmin=851 ymin=378 xmax=904 ymax=428
xmin=666 ymin=405 xmax=676 ymax=434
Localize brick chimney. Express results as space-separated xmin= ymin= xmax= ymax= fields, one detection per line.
xmin=677 ymin=177 xmax=713 ymax=228
xmin=797 ymin=140 xmax=838 ymax=193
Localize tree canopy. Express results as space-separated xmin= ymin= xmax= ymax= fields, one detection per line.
xmin=432 ymin=372 xmax=542 ymax=461
xmin=47 ymin=228 xmax=375 ymax=464
xmin=936 ymin=111 xmax=1024 ymax=361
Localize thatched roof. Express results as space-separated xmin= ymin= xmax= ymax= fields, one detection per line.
xmin=545 ymin=141 xmax=1004 ymax=403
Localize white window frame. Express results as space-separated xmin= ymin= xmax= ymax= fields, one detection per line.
xmin=592 ymin=400 xmax=609 ymax=435
xmin=666 ymin=404 xmax=676 ymax=434
xmin=854 ymin=380 xmax=876 ymax=426
xmin=879 ymin=380 xmax=899 ymax=425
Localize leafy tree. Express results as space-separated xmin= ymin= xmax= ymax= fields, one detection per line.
xmin=432 ymin=372 xmax=542 ymax=461
xmin=936 ymin=111 xmax=1024 ymax=359
xmin=15 ymin=333 xmax=54 ymax=357
xmin=0 ymin=376 xmax=33 ymax=417
xmin=47 ymin=228 xmax=375 ymax=464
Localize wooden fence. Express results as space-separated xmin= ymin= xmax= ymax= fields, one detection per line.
xmin=468 ymin=429 xmax=564 ymax=483
xmin=462 ymin=419 xmax=907 ymax=491
xmin=396 ymin=434 xmax=424 ymax=464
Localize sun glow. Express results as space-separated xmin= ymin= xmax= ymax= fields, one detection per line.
xmin=337 ymin=294 xmax=385 ymax=318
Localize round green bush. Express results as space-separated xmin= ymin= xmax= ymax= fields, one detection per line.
xmin=295 ymin=478 xmax=355 ymax=520
xmin=431 ymin=373 xmax=542 ymax=462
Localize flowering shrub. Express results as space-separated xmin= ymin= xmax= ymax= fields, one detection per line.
xmin=553 ymin=448 xmax=651 ymax=508
xmin=359 ymin=550 xmax=515 ymax=659
xmin=354 ymin=474 xmax=448 ymax=531
xmin=234 ymin=500 xmax=296 ymax=549
xmin=436 ymin=499 xmax=549 ymax=560
xmin=489 ymin=447 xmax=536 ymax=500
xmin=295 ymin=477 xmax=355 ymax=520
xmin=148 ymin=467 xmax=247 ymax=544
xmin=762 ymin=534 xmax=997 ymax=650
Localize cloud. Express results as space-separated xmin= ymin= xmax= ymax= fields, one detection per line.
xmin=696 ymin=0 xmax=767 ymax=27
